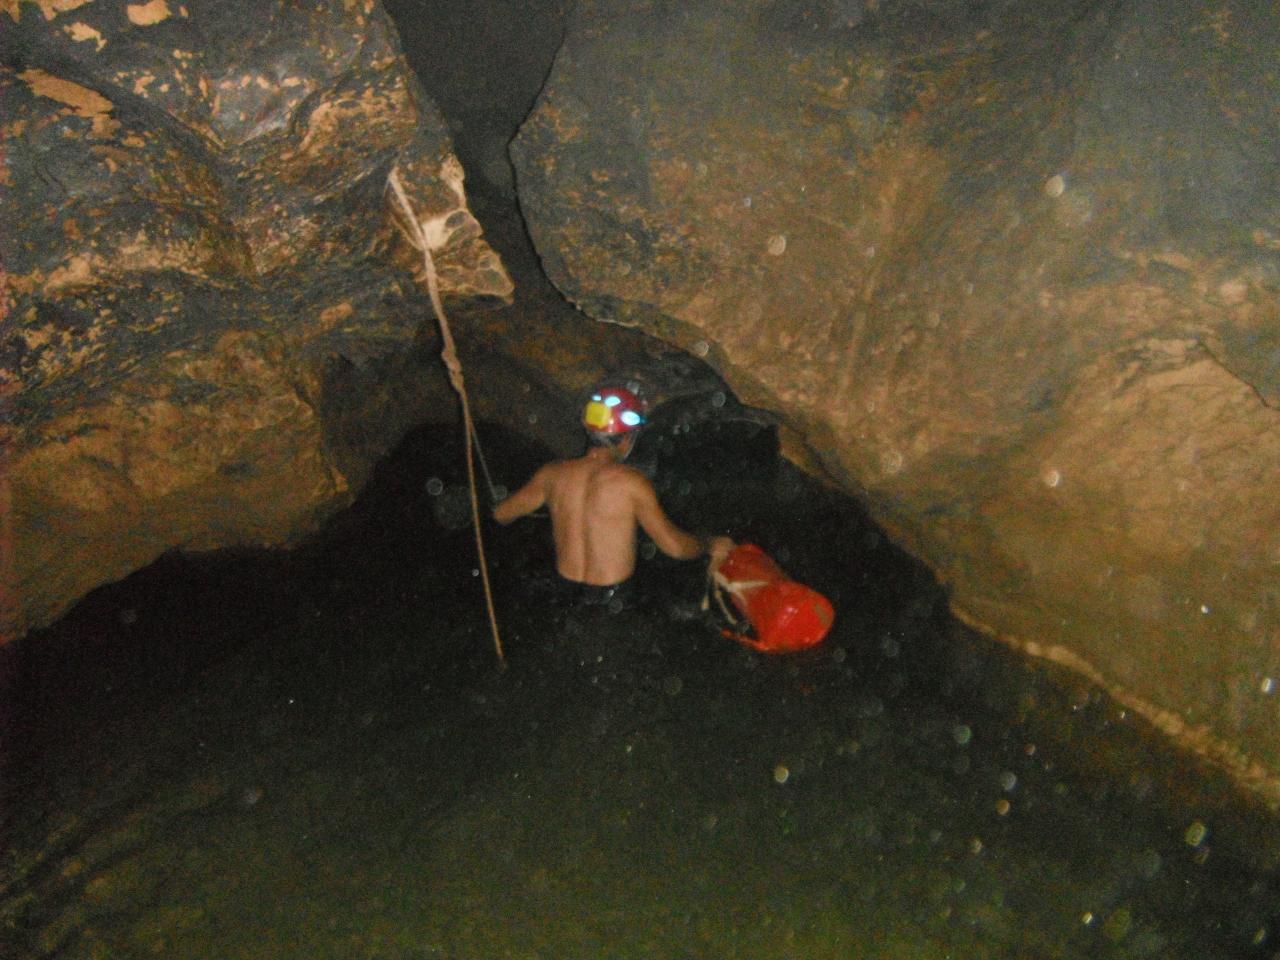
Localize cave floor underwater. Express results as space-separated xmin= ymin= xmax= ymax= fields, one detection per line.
xmin=3 ymin=420 xmax=1278 ymax=960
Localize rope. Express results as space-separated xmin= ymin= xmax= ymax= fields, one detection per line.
xmin=469 ymin=421 xmax=501 ymax=505
xmin=386 ymin=166 xmax=505 ymax=666
xmin=704 ymin=570 xmax=763 ymax=631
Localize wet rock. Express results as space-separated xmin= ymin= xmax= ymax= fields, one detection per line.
xmin=511 ymin=0 xmax=1280 ymax=803
xmin=2 ymin=0 xmax=512 ymax=637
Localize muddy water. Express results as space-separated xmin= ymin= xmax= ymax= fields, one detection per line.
xmin=3 ymin=424 xmax=1277 ymax=960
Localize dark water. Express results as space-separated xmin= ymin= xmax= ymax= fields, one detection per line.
xmin=3 ymin=419 xmax=1278 ymax=960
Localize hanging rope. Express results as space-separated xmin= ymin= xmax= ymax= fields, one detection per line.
xmin=469 ymin=420 xmax=501 ymax=506
xmin=386 ymin=166 xmax=505 ymax=666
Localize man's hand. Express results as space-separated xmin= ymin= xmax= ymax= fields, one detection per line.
xmin=706 ymin=536 xmax=736 ymax=574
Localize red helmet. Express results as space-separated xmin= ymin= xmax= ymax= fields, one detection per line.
xmin=583 ymin=384 xmax=647 ymax=436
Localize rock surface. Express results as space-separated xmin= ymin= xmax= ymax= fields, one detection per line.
xmin=512 ymin=0 xmax=1280 ymax=801
xmin=1 ymin=0 xmax=517 ymax=637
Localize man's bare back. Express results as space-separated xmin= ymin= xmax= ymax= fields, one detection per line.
xmin=495 ymin=444 xmax=730 ymax=586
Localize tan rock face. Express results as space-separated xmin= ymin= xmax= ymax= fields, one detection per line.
xmin=2 ymin=0 xmax=513 ymax=637
xmin=512 ymin=0 xmax=1280 ymax=802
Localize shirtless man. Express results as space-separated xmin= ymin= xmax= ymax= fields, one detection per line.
xmin=494 ymin=383 xmax=734 ymax=605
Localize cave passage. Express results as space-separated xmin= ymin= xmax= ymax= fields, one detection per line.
xmin=3 ymin=413 xmax=1278 ymax=959
xmin=3 ymin=2 xmax=1278 ymax=955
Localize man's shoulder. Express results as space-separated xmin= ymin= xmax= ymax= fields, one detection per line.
xmin=539 ymin=455 xmax=617 ymax=485
xmin=539 ymin=457 xmax=583 ymax=477
xmin=597 ymin=459 xmax=645 ymax=477
xmin=607 ymin=463 xmax=656 ymax=494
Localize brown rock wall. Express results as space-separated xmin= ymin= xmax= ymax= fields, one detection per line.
xmin=512 ymin=0 xmax=1280 ymax=802
xmin=1 ymin=0 xmax=513 ymax=637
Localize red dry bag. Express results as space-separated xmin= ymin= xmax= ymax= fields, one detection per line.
xmin=711 ymin=543 xmax=834 ymax=654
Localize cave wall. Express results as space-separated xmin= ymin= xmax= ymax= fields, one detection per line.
xmin=1 ymin=0 xmax=714 ymax=643
xmin=0 ymin=0 xmax=517 ymax=638
xmin=510 ymin=0 xmax=1280 ymax=803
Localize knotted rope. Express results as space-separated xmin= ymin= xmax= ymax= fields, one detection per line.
xmin=386 ymin=166 xmax=505 ymax=666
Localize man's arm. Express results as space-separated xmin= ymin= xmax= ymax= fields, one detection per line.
xmin=493 ymin=468 xmax=548 ymax=524
xmin=631 ymin=474 xmax=732 ymax=564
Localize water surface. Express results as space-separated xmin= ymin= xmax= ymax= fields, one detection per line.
xmin=4 ymin=423 xmax=1276 ymax=959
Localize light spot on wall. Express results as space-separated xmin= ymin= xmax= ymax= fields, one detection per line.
xmin=12 ymin=0 xmax=92 ymax=23
xmin=880 ymin=449 xmax=904 ymax=475
xmin=127 ymin=0 xmax=172 ymax=26
xmin=64 ymin=21 xmax=105 ymax=50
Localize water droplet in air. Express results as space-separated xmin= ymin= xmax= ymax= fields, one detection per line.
xmin=767 ymin=234 xmax=787 ymax=256
xmin=1045 ymin=174 xmax=1067 ymax=197
xmin=1103 ymin=906 xmax=1133 ymax=942
xmin=952 ymin=724 xmax=973 ymax=746
xmin=773 ymin=764 xmax=790 ymax=784
xmin=239 ymin=786 xmax=264 ymax=808
xmin=694 ymin=339 xmax=710 ymax=357
xmin=426 ymin=477 xmax=444 ymax=496
xmin=432 ymin=487 xmax=472 ymax=529
xmin=999 ymin=771 xmax=1017 ymax=791
xmin=711 ymin=391 xmax=726 ymax=408
xmin=1184 ymin=820 xmax=1208 ymax=847
xmin=1135 ymin=848 xmax=1162 ymax=879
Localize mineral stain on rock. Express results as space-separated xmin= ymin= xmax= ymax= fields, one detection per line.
xmin=125 ymin=0 xmax=172 ymax=27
